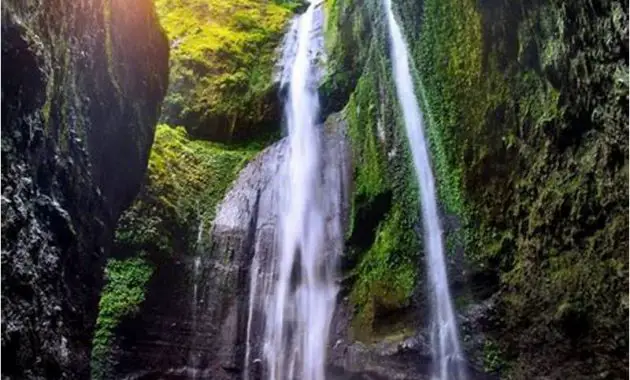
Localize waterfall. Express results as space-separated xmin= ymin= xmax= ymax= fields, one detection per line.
xmin=189 ymin=255 xmax=202 ymax=380
xmin=383 ymin=1 xmax=468 ymax=379
xmin=261 ymin=1 xmax=336 ymax=379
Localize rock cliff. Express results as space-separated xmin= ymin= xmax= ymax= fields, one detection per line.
xmin=1 ymin=0 xmax=169 ymax=378
xmin=108 ymin=116 xmax=351 ymax=379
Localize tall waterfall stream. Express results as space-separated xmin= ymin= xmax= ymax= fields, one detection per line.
xmin=383 ymin=0 xmax=468 ymax=379
xmin=245 ymin=1 xmax=338 ymax=379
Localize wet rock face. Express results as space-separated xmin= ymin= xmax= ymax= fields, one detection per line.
xmin=1 ymin=0 xmax=169 ymax=378
xmin=111 ymin=116 xmax=351 ymax=380
xmin=108 ymin=112 xmax=493 ymax=380
xmin=327 ymin=296 xmax=498 ymax=380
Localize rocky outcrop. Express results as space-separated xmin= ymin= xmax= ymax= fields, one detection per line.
xmin=109 ymin=115 xmax=351 ymax=379
xmin=395 ymin=0 xmax=629 ymax=377
xmin=107 ymin=111 xmax=494 ymax=380
xmin=1 ymin=0 xmax=169 ymax=378
xmin=324 ymin=0 xmax=628 ymax=376
xmin=327 ymin=296 xmax=498 ymax=380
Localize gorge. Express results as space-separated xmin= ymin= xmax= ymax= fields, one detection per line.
xmin=1 ymin=0 xmax=628 ymax=379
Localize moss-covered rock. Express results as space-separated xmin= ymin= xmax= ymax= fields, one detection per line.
xmin=156 ymin=0 xmax=300 ymax=141
xmin=1 ymin=0 xmax=168 ymax=378
xmin=90 ymin=257 xmax=153 ymax=380
xmin=90 ymin=124 xmax=263 ymax=377
xmin=396 ymin=0 xmax=628 ymax=377
xmin=114 ymin=124 xmax=262 ymax=258
xmin=325 ymin=0 xmax=627 ymax=377
xmin=324 ymin=0 xmax=422 ymax=341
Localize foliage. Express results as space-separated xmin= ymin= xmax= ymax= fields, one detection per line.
xmin=349 ymin=205 xmax=419 ymax=341
xmin=115 ymin=124 xmax=260 ymax=258
xmin=483 ymin=338 xmax=506 ymax=374
xmin=324 ymin=0 xmax=421 ymax=341
xmin=91 ymin=257 xmax=153 ymax=380
xmin=395 ymin=0 xmax=628 ymax=377
xmin=155 ymin=0 xmax=299 ymax=140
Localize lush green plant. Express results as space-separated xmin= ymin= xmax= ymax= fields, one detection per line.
xmin=91 ymin=257 xmax=153 ymax=380
xmin=115 ymin=124 xmax=260 ymax=258
xmin=483 ymin=339 xmax=506 ymax=373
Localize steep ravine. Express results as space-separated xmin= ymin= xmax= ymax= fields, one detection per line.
xmin=85 ymin=0 xmax=628 ymax=379
xmin=1 ymin=0 xmax=169 ymax=378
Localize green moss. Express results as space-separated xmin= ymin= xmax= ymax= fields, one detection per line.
xmin=349 ymin=205 xmax=418 ymax=340
xmin=393 ymin=0 xmax=629 ymax=376
xmin=324 ymin=0 xmax=421 ymax=340
xmin=327 ymin=0 xmax=628 ymax=375
xmin=91 ymin=257 xmax=153 ymax=380
xmin=93 ymin=124 xmax=262 ymax=375
xmin=115 ymin=124 xmax=260 ymax=258
xmin=156 ymin=0 xmax=298 ymax=140
xmin=483 ymin=338 xmax=506 ymax=374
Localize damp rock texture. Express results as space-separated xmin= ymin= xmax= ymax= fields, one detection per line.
xmin=1 ymin=1 xmax=169 ymax=378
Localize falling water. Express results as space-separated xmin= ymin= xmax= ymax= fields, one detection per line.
xmin=383 ymin=1 xmax=467 ymax=379
xmin=188 ymin=255 xmax=202 ymax=380
xmin=262 ymin=1 xmax=336 ymax=379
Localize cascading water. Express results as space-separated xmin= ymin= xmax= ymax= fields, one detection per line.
xmin=188 ymin=256 xmax=202 ymax=380
xmin=383 ymin=1 xmax=467 ymax=379
xmin=261 ymin=1 xmax=336 ymax=380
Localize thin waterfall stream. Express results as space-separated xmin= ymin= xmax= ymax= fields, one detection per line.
xmin=383 ymin=1 xmax=468 ymax=379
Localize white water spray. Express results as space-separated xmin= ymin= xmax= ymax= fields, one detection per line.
xmin=188 ymin=255 xmax=202 ymax=380
xmin=262 ymin=2 xmax=337 ymax=380
xmin=383 ymin=1 xmax=467 ymax=379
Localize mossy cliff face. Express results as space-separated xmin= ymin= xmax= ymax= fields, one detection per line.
xmin=91 ymin=125 xmax=261 ymax=379
xmin=323 ymin=0 xmax=422 ymax=342
xmin=156 ymin=0 xmax=301 ymax=141
xmin=90 ymin=0 xmax=301 ymax=376
xmin=112 ymin=125 xmax=260 ymax=260
xmin=1 ymin=0 xmax=168 ymax=378
xmin=326 ymin=0 xmax=627 ymax=378
xmin=402 ymin=0 xmax=627 ymax=377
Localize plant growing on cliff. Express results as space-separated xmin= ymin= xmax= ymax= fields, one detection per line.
xmin=93 ymin=124 xmax=263 ymax=377
xmin=407 ymin=0 xmax=629 ymax=376
xmin=114 ymin=124 xmax=260 ymax=258
xmin=483 ymin=339 xmax=506 ymax=373
xmin=322 ymin=3 xmax=423 ymax=340
xmin=91 ymin=257 xmax=153 ymax=380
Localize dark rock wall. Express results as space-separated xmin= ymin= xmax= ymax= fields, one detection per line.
xmin=1 ymin=0 xmax=169 ymax=378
